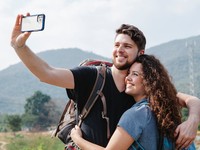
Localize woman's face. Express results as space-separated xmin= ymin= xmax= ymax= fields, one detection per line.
xmin=125 ymin=62 xmax=146 ymax=101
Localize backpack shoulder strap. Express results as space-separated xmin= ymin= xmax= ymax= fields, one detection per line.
xmin=158 ymin=132 xmax=164 ymax=150
xmin=78 ymin=64 xmax=106 ymax=126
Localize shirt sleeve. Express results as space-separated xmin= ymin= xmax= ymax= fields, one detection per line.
xmin=118 ymin=105 xmax=151 ymax=141
xmin=66 ymin=66 xmax=97 ymax=110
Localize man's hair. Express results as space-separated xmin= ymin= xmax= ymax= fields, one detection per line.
xmin=116 ymin=24 xmax=146 ymax=50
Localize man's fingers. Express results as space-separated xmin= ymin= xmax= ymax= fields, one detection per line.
xmin=177 ymin=139 xmax=192 ymax=149
xmin=174 ymin=125 xmax=180 ymax=137
xmin=176 ymin=136 xmax=184 ymax=148
xmin=177 ymin=141 xmax=193 ymax=150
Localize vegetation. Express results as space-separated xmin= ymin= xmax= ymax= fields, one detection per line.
xmin=21 ymin=91 xmax=59 ymax=131
xmin=2 ymin=132 xmax=65 ymax=150
xmin=0 ymin=91 xmax=60 ymax=133
xmin=0 ymin=91 xmax=65 ymax=149
xmin=6 ymin=114 xmax=22 ymax=132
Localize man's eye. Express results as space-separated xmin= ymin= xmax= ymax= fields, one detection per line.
xmin=125 ymin=45 xmax=131 ymax=48
xmin=114 ymin=44 xmax=119 ymax=48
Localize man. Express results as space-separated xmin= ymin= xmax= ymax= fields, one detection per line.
xmin=11 ymin=13 xmax=200 ymax=149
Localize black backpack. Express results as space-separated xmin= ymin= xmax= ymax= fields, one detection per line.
xmin=52 ymin=59 xmax=112 ymax=146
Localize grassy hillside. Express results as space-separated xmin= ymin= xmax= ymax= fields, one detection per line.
xmin=0 ymin=48 xmax=111 ymax=114
xmin=146 ymin=35 xmax=200 ymax=97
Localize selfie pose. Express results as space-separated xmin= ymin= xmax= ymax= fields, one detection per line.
xmin=70 ymin=54 xmax=196 ymax=150
xmin=11 ymin=13 xmax=200 ymax=149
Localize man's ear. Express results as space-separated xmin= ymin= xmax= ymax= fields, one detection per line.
xmin=138 ymin=50 xmax=145 ymax=56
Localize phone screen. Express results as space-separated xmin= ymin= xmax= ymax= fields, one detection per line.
xmin=21 ymin=14 xmax=45 ymax=32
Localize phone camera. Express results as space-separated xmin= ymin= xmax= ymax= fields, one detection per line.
xmin=37 ymin=15 xmax=43 ymax=23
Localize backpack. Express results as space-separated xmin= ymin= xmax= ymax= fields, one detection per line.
xmin=52 ymin=59 xmax=113 ymax=146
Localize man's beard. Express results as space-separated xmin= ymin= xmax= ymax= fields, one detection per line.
xmin=113 ymin=60 xmax=132 ymax=70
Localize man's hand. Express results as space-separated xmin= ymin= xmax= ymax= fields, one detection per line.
xmin=11 ymin=13 xmax=31 ymax=50
xmin=175 ymin=116 xmax=199 ymax=149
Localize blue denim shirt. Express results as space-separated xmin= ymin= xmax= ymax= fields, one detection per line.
xmin=118 ymin=98 xmax=158 ymax=150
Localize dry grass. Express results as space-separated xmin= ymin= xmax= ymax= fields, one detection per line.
xmin=0 ymin=131 xmax=52 ymax=145
xmin=0 ymin=131 xmax=63 ymax=150
xmin=0 ymin=131 xmax=200 ymax=149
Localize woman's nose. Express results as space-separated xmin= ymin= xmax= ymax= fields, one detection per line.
xmin=125 ymin=75 xmax=131 ymax=83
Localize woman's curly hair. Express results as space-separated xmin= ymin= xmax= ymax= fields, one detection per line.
xmin=135 ymin=54 xmax=182 ymax=141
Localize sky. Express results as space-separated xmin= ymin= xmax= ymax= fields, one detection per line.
xmin=1 ymin=0 xmax=200 ymax=71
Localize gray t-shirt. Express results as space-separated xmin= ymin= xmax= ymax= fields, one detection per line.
xmin=118 ymin=99 xmax=159 ymax=150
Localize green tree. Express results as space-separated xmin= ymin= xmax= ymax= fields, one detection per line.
xmin=22 ymin=91 xmax=53 ymax=131
xmin=0 ymin=114 xmax=7 ymax=132
xmin=182 ymin=108 xmax=200 ymax=131
xmin=181 ymin=108 xmax=189 ymax=122
xmin=6 ymin=114 xmax=22 ymax=132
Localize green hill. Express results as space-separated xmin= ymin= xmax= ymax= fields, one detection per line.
xmin=0 ymin=48 xmax=111 ymax=114
xmin=146 ymin=35 xmax=200 ymax=96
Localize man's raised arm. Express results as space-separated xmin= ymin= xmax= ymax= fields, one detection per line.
xmin=11 ymin=14 xmax=74 ymax=89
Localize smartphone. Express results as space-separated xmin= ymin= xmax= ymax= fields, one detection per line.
xmin=21 ymin=14 xmax=45 ymax=32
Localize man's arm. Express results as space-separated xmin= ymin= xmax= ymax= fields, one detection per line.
xmin=175 ymin=92 xmax=200 ymax=149
xmin=11 ymin=14 xmax=74 ymax=89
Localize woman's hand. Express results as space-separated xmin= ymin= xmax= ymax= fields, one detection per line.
xmin=70 ymin=125 xmax=82 ymax=143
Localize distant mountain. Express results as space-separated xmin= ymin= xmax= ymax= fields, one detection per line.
xmin=0 ymin=35 xmax=200 ymax=114
xmin=0 ymin=48 xmax=111 ymax=114
xmin=146 ymin=35 xmax=200 ymax=96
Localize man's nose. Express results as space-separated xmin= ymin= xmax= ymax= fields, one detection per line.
xmin=117 ymin=45 xmax=124 ymax=52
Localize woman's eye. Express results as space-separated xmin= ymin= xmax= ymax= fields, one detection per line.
xmin=133 ymin=72 xmax=139 ymax=76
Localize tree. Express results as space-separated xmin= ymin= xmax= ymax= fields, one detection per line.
xmin=22 ymin=91 xmax=52 ymax=131
xmin=181 ymin=108 xmax=189 ymax=122
xmin=6 ymin=114 xmax=22 ymax=132
xmin=182 ymin=108 xmax=200 ymax=131
xmin=24 ymin=91 xmax=50 ymax=115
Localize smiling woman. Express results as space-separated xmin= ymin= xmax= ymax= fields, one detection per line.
xmin=125 ymin=62 xmax=146 ymax=102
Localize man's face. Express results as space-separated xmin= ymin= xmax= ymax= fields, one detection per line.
xmin=112 ymin=34 xmax=140 ymax=70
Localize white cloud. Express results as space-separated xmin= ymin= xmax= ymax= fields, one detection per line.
xmin=0 ymin=0 xmax=200 ymax=70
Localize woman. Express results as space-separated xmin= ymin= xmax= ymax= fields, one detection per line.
xmin=70 ymin=54 xmax=182 ymax=150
